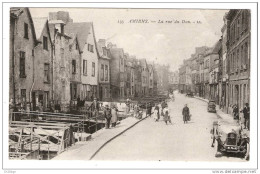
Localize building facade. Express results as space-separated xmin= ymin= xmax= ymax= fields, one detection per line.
xmin=226 ymin=9 xmax=251 ymax=112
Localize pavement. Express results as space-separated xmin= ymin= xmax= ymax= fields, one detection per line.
xmin=92 ymin=92 xmax=247 ymax=161
xmin=52 ymin=112 xmax=148 ymax=160
xmin=194 ymin=95 xmax=250 ymax=136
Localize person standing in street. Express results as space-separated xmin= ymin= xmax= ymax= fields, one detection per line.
xmin=233 ymin=104 xmax=239 ymax=120
xmin=163 ymin=106 xmax=172 ymax=125
xmin=104 ymin=105 xmax=112 ymax=129
xmin=146 ymin=102 xmax=152 ymax=117
xmin=111 ymin=104 xmax=118 ymax=128
xmin=243 ymin=103 xmax=250 ymax=130
xmin=154 ymin=104 xmax=160 ymax=121
xmin=90 ymin=98 xmax=100 ymax=118
xmin=182 ymin=104 xmax=190 ymax=124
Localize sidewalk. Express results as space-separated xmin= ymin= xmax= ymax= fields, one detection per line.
xmin=193 ymin=96 xmax=235 ymax=123
xmin=193 ymin=95 xmax=250 ymax=136
xmin=52 ymin=114 xmax=148 ymax=160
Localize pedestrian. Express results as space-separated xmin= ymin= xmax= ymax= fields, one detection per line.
xmin=243 ymin=103 xmax=250 ymax=130
xmin=134 ymin=104 xmax=138 ymax=118
xmin=233 ymin=104 xmax=239 ymax=120
xmin=104 ymin=105 xmax=112 ymax=129
xmin=111 ymin=104 xmax=118 ymax=128
xmin=146 ymin=102 xmax=152 ymax=117
xmin=153 ymin=109 xmax=158 ymax=121
xmin=126 ymin=98 xmax=131 ymax=114
xmin=154 ymin=104 xmax=160 ymax=121
xmin=90 ymin=98 xmax=100 ymax=118
xmin=163 ymin=106 xmax=172 ymax=125
xmin=182 ymin=104 xmax=190 ymax=124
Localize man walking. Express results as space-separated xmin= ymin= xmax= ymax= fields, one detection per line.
xmin=243 ymin=103 xmax=250 ymax=130
xmin=90 ymin=98 xmax=100 ymax=118
xmin=182 ymin=104 xmax=190 ymax=124
xmin=104 ymin=105 xmax=112 ymax=129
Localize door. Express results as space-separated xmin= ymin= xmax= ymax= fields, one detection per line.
xmin=32 ymin=92 xmax=36 ymax=111
xmin=99 ymin=86 xmax=103 ymax=101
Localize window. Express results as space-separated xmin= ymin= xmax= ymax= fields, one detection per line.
xmin=244 ymin=43 xmax=248 ymax=66
xmin=241 ymin=46 xmax=244 ymax=65
xmin=237 ymin=18 xmax=240 ymax=39
xmin=43 ymin=36 xmax=48 ymax=50
xmin=121 ymin=58 xmax=123 ymax=65
xmin=72 ymin=60 xmax=76 ymax=74
xmin=24 ymin=23 xmax=28 ymax=39
xmin=103 ymin=48 xmax=107 ymax=56
xmin=237 ymin=49 xmax=239 ymax=70
xmin=83 ymin=60 xmax=87 ymax=75
xmin=92 ymin=62 xmax=95 ymax=77
xmin=88 ymin=44 xmax=94 ymax=53
xmin=101 ymin=64 xmax=104 ymax=81
xmin=44 ymin=63 xmax=50 ymax=83
xmin=60 ymin=48 xmax=64 ymax=67
xmin=76 ymin=42 xmax=79 ymax=50
xmin=70 ymin=83 xmax=77 ymax=100
xmin=21 ymin=89 xmax=26 ymax=103
xmin=20 ymin=51 xmax=26 ymax=78
xmin=105 ymin=65 xmax=108 ymax=81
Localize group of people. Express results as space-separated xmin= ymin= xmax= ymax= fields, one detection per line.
xmin=151 ymin=99 xmax=191 ymax=125
xmin=232 ymin=103 xmax=250 ymax=130
xmin=89 ymin=98 xmax=119 ymax=129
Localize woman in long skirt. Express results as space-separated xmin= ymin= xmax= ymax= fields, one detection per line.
xmin=111 ymin=105 xmax=118 ymax=127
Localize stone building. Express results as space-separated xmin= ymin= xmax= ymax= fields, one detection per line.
xmin=209 ymin=40 xmax=221 ymax=103
xmin=226 ymin=9 xmax=251 ymax=112
xmin=97 ymin=39 xmax=111 ymax=101
xmin=65 ymin=22 xmax=99 ymax=101
xmin=220 ymin=13 xmax=229 ymax=113
xmin=32 ymin=17 xmax=53 ymax=111
xmin=68 ymin=33 xmax=81 ymax=103
xmin=10 ymin=8 xmax=37 ymax=110
xmin=109 ymin=45 xmax=125 ymax=100
xmin=140 ymin=59 xmax=149 ymax=96
xmin=49 ymin=19 xmax=71 ymax=111
xmin=148 ymin=64 xmax=154 ymax=96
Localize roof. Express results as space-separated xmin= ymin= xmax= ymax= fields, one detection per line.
xmin=64 ymin=22 xmax=92 ymax=51
xmin=32 ymin=17 xmax=48 ymax=40
xmin=140 ymin=59 xmax=147 ymax=67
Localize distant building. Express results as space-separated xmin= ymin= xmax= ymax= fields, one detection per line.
xmin=97 ymin=39 xmax=111 ymax=101
xmin=109 ymin=46 xmax=125 ymax=100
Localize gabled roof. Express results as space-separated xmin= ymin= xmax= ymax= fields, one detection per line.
xmin=64 ymin=22 xmax=92 ymax=51
xmin=12 ymin=8 xmax=38 ymax=46
xmin=32 ymin=17 xmax=48 ymax=40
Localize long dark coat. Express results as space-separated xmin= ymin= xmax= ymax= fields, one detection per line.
xmin=182 ymin=106 xmax=190 ymax=121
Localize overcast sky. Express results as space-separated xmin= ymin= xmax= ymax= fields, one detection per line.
xmin=30 ymin=8 xmax=228 ymax=71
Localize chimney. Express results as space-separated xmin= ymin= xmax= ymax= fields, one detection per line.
xmin=98 ymin=39 xmax=106 ymax=48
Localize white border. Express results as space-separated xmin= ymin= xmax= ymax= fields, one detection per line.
xmin=1 ymin=2 xmax=258 ymax=172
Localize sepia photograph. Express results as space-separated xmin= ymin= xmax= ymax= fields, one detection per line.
xmin=1 ymin=2 xmax=258 ymax=173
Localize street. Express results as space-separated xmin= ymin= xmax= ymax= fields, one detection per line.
xmin=92 ymin=92 xmax=246 ymax=161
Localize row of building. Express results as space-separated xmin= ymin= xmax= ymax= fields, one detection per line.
xmin=9 ymin=8 xmax=176 ymax=112
xmin=178 ymin=9 xmax=251 ymax=114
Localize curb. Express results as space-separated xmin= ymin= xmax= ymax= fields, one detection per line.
xmin=89 ymin=115 xmax=148 ymax=160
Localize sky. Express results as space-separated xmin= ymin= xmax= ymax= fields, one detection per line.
xmin=30 ymin=8 xmax=228 ymax=71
